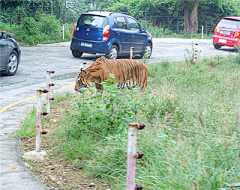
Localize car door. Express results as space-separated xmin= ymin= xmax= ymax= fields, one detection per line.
xmin=112 ymin=16 xmax=131 ymax=53
xmin=126 ymin=17 xmax=147 ymax=53
xmin=0 ymin=38 xmax=8 ymax=71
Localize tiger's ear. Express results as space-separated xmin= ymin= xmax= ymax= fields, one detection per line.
xmin=84 ymin=70 xmax=90 ymax=78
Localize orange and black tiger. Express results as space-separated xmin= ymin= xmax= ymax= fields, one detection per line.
xmin=75 ymin=56 xmax=148 ymax=91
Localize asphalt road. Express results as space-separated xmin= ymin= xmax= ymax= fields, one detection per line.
xmin=0 ymin=38 xmax=238 ymax=111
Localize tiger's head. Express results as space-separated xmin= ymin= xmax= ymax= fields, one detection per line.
xmin=75 ymin=62 xmax=97 ymax=92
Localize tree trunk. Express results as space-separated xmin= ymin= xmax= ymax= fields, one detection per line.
xmin=184 ymin=1 xmax=190 ymax=34
xmin=184 ymin=0 xmax=199 ymax=34
xmin=190 ymin=0 xmax=199 ymax=33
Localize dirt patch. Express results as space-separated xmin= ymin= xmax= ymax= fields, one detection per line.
xmin=21 ymin=99 xmax=111 ymax=190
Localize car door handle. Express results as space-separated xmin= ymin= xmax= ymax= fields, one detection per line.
xmin=117 ymin=32 xmax=120 ymax=35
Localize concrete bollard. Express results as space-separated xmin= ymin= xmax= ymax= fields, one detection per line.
xmin=36 ymin=90 xmax=42 ymax=152
xmin=126 ymin=122 xmax=145 ymax=190
xmin=130 ymin=47 xmax=135 ymax=60
xmin=23 ymin=89 xmax=49 ymax=161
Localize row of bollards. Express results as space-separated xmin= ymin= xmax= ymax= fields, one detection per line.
xmin=23 ymin=70 xmax=55 ymax=161
xmin=127 ymin=122 xmax=145 ymax=190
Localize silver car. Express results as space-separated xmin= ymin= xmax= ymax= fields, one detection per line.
xmin=0 ymin=31 xmax=21 ymax=76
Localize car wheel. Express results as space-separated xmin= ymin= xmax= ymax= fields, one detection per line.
xmin=141 ymin=43 xmax=152 ymax=59
xmin=213 ymin=43 xmax=222 ymax=50
xmin=106 ymin=45 xmax=118 ymax=59
xmin=6 ymin=50 xmax=19 ymax=76
xmin=72 ymin=50 xmax=83 ymax=58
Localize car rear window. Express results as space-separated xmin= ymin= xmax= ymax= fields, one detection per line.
xmin=77 ymin=14 xmax=108 ymax=28
xmin=217 ymin=18 xmax=240 ymax=30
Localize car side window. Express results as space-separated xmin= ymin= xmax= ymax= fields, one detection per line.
xmin=127 ymin=17 xmax=140 ymax=31
xmin=114 ymin=17 xmax=127 ymax=29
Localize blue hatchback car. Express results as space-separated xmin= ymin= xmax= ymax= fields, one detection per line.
xmin=70 ymin=10 xmax=152 ymax=59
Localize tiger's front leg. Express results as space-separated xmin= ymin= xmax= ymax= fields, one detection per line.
xmin=95 ymin=83 xmax=103 ymax=93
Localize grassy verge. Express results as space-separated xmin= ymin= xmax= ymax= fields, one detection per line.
xmin=16 ymin=54 xmax=240 ymax=189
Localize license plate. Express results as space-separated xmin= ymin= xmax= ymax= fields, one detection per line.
xmin=220 ymin=30 xmax=230 ymax=35
xmin=219 ymin=39 xmax=226 ymax=43
xmin=80 ymin=42 xmax=92 ymax=48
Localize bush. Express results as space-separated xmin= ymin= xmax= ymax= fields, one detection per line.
xmin=64 ymin=74 xmax=146 ymax=138
xmin=0 ymin=14 xmax=73 ymax=45
xmin=40 ymin=15 xmax=62 ymax=36
xmin=21 ymin=17 xmax=40 ymax=36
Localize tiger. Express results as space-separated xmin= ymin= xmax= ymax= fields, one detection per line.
xmin=75 ymin=56 xmax=148 ymax=92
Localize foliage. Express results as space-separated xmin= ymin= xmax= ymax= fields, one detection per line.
xmin=0 ymin=14 xmax=73 ymax=45
xmin=13 ymin=107 xmax=37 ymax=138
xmin=64 ymin=74 xmax=146 ymax=138
xmin=0 ymin=0 xmax=24 ymax=8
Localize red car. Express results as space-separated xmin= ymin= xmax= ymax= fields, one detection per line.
xmin=213 ymin=17 xmax=240 ymax=49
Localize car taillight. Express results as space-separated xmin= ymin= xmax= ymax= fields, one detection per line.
xmin=103 ymin=25 xmax=109 ymax=41
xmin=73 ymin=26 xmax=76 ymax=37
xmin=214 ymin=28 xmax=220 ymax=34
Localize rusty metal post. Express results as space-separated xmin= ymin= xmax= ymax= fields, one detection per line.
xmin=126 ymin=122 xmax=145 ymax=190
xmin=36 ymin=90 xmax=42 ymax=152
xmin=194 ymin=43 xmax=198 ymax=62
xmin=130 ymin=47 xmax=135 ymax=60
xmin=46 ymin=70 xmax=55 ymax=114
xmin=46 ymin=71 xmax=50 ymax=114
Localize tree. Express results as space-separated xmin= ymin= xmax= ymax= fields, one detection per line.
xmin=184 ymin=0 xmax=199 ymax=34
xmin=106 ymin=0 xmax=240 ymax=34
xmin=0 ymin=0 xmax=24 ymax=9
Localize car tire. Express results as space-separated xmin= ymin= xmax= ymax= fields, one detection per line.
xmin=72 ymin=50 xmax=83 ymax=58
xmin=213 ymin=43 xmax=222 ymax=50
xmin=141 ymin=43 xmax=152 ymax=59
xmin=6 ymin=50 xmax=19 ymax=76
xmin=106 ymin=45 xmax=118 ymax=59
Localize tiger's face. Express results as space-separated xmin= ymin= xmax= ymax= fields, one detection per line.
xmin=75 ymin=70 xmax=95 ymax=92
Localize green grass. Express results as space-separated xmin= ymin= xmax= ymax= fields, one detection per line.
xmin=14 ymin=92 xmax=73 ymax=139
xmin=13 ymin=107 xmax=37 ymax=138
xmin=17 ymin=54 xmax=240 ymax=189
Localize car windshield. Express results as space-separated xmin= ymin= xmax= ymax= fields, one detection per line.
xmin=217 ymin=18 xmax=240 ymax=30
xmin=77 ymin=15 xmax=108 ymax=28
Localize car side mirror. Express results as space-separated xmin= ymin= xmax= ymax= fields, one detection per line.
xmin=2 ymin=33 xmax=8 ymax=38
xmin=141 ymin=28 xmax=146 ymax=33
